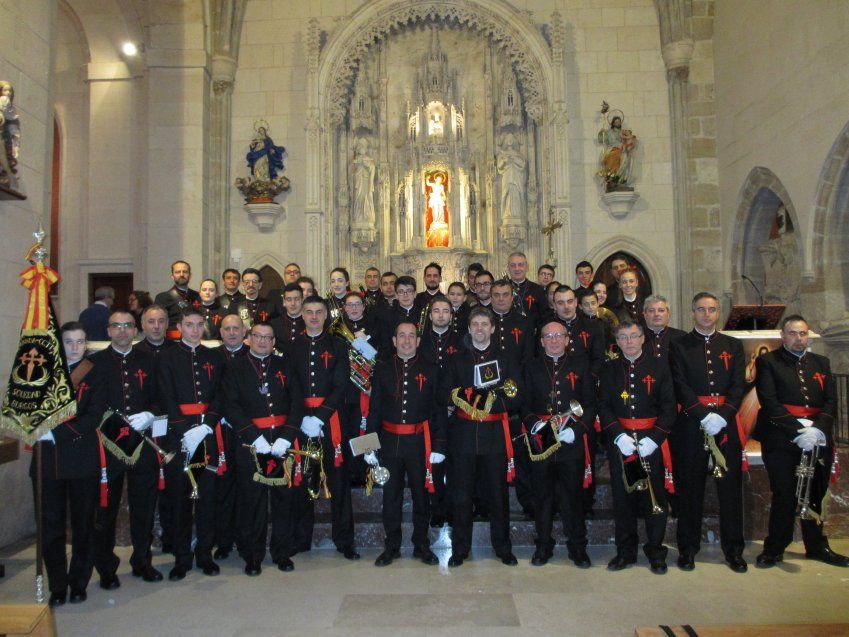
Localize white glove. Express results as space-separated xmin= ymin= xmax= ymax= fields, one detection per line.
xmin=270 ymin=438 xmax=291 ymax=458
xmin=556 ymin=427 xmax=576 ymax=444
xmin=615 ymin=434 xmax=637 ymax=456
xmin=351 ymin=337 xmax=378 ymax=361
xmin=530 ymin=420 xmax=547 ymax=435
xmin=638 ymin=437 xmax=659 ymax=458
xmin=793 ymin=427 xmax=826 ymax=451
xmin=252 ymin=435 xmax=272 ymax=455
xmin=797 ymin=418 xmax=814 ymax=428
xmin=429 ymin=452 xmax=446 ymax=464
xmin=182 ymin=424 xmax=212 ymax=456
xmin=38 ymin=431 xmax=55 ymax=444
xmin=364 ymin=451 xmax=379 ymax=466
xmin=700 ymin=412 xmax=727 ymax=437
xmin=300 ymin=415 xmax=322 ymax=437
xmin=127 ymin=411 xmax=154 ymax=432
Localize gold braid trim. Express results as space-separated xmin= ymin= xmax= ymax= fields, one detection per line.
xmin=450 ymin=387 xmax=495 ymax=420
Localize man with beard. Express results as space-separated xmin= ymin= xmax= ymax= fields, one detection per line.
xmin=154 ymin=260 xmax=201 ymax=338
xmin=416 ymin=262 xmax=445 ymax=307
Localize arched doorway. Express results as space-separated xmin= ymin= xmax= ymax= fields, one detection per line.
xmin=595 ymin=252 xmax=654 ymax=298
xmin=259 ymin=265 xmax=283 ymax=295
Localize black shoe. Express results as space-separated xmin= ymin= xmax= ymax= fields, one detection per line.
xmin=99 ymin=573 xmax=121 ymax=590
xmin=213 ymin=547 xmax=231 ymax=560
xmin=68 ymin=588 xmax=87 ymax=603
xmin=531 ymin=548 xmax=550 ymax=566
xmin=132 ymin=564 xmax=164 ymax=582
xmin=607 ymin=554 xmax=637 ymax=571
xmin=413 ymin=547 xmax=439 ymax=565
xmin=805 ymin=547 xmax=849 ymax=567
xmin=48 ymin=591 xmax=66 ymax=607
xmin=755 ymin=551 xmax=783 ymax=568
xmin=447 ymin=553 xmax=466 ymax=567
xmin=568 ymin=549 xmax=592 ymax=569
xmin=677 ymin=554 xmax=695 ymax=571
xmin=375 ymin=548 xmax=400 ymax=567
xmin=649 ymin=559 xmax=668 ymax=574
xmin=338 ymin=547 xmax=360 ymax=560
xmin=498 ymin=551 xmax=518 ymax=566
xmin=430 ymin=515 xmax=445 ymax=528
xmin=168 ymin=565 xmax=189 ymax=581
xmin=295 ymin=543 xmax=311 ymax=554
xmin=244 ymin=560 xmax=262 ymax=576
xmin=276 ymin=558 xmax=294 ymax=572
xmin=199 ymin=560 xmax=220 ymax=576
xmin=725 ymin=555 xmax=748 ymax=573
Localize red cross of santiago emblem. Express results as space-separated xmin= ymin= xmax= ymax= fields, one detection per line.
xmin=642 ymin=375 xmax=655 ymax=395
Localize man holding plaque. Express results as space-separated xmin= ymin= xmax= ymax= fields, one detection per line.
xmin=444 ymin=306 xmax=522 ymax=567
xmin=365 ymin=321 xmax=446 ymax=566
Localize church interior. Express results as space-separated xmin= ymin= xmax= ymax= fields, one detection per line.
xmin=1 ymin=0 xmax=849 ymax=634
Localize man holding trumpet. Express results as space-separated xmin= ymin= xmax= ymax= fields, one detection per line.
xmin=599 ymin=320 xmax=676 ymax=574
xmin=223 ymin=322 xmax=303 ymax=575
xmin=521 ymin=321 xmax=597 ymax=567
xmin=752 ymin=314 xmax=848 ymax=568
xmin=669 ymin=292 xmax=748 ymax=573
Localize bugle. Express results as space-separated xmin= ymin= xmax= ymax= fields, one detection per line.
xmin=289 ymin=437 xmax=330 ymax=501
xmin=619 ymin=432 xmax=663 ymax=515
xmin=524 ymin=400 xmax=583 ymax=462
xmin=795 ymin=443 xmax=822 ymax=522
xmin=328 ymin=315 xmax=375 ymax=393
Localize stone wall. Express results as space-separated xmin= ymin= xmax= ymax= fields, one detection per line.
xmin=0 ymin=0 xmax=55 ymax=547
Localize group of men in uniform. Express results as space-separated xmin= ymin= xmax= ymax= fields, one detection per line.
xmin=30 ymin=252 xmax=848 ymax=608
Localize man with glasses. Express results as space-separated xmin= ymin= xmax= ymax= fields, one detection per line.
xmin=599 ymin=320 xmax=676 ymax=574
xmin=90 ymin=311 xmax=163 ymax=588
xmin=383 ymin=275 xmax=421 ymax=331
xmin=283 ymin=263 xmax=301 ymax=284
xmin=228 ymin=268 xmax=272 ymax=330
xmin=521 ymin=321 xmax=596 ymax=567
xmin=473 ymin=270 xmax=494 ymax=308
xmin=506 ymin=252 xmax=548 ymax=321
xmin=223 ymin=322 xmax=302 ymax=574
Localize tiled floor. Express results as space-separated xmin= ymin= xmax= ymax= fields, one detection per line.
xmin=1 ymin=540 xmax=848 ymax=636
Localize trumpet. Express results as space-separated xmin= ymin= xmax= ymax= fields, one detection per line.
xmin=619 ymin=432 xmax=663 ymax=515
xmin=182 ymin=439 xmax=200 ymax=500
xmin=795 ymin=444 xmax=822 ymax=522
xmin=328 ymin=315 xmax=375 ymax=393
xmin=524 ymin=400 xmax=583 ymax=462
xmin=492 ymin=378 xmax=519 ymax=399
xmin=417 ymin=301 xmax=431 ymax=336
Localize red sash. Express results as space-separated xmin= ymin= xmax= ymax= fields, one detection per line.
xmin=618 ymin=417 xmax=674 ymax=493
xmin=178 ymin=403 xmax=226 ymax=475
xmin=382 ymin=420 xmax=434 ymax=493
xmin=252 ymin=415 xmax=288 ymax=429
xmin=95 ymin=430 xmax=109 ymax=508
xmin=697 ymin=395 xmax=749 ymax=472
xmin=359 ymin=392 xmax=370 ymax=436
xmin=457 ymin=409 xmax=515 ymax=483
xmin=304 ymin=397 xmax=343 ymax=467
xmin=783 ymin=404 xmax=822 ymax=418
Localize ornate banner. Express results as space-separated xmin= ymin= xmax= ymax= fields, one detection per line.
xmin=1 ymin=261 xmax=76 ymax=444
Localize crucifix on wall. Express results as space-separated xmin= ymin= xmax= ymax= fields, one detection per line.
xmin=541 ymin=207 xmax=563 ymax=267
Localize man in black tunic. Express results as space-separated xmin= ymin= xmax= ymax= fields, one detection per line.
xmin=753 ymin=314 xmax=848 ymax=568
xmin=669 ymin=292 xmax=747 ymax=572
xmin=153 ymin=260 xmax=201 ymax=339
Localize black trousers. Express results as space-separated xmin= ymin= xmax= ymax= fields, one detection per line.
xmin=214 ymin=443 xmax=238 ymax=553
xmin=235 ymin=445 xmax=296 ymax=563
xmin=582 ymin=423 xmax=600 ymax=513
xmin=32 ymin=468 xmax=98 ymax=594
xmin=762 ymin=442 xmax=831 ymax=555
xmin=381 ymin=447 xmax=430 ymax=551
xmin=672 ymin=424 xmax=744 ymax=558
xmin=341 ymin=401 xmax=368 ymax=484
xmin=512 ymin=418 xmax=534 ymax=514
xmin=92 ymin=466 xmax=158 ymax=577
xmin=429 ymin=458 xmax=449 ymax=522
xmin=531 ymin=453 xmax=587 ymax=553
xmin=164 ymin=448 xmax=217 ymax=568
xmin=449 ymin=453 xmax=511 ymax=556
xmin=607 ymin=445 xmax=668 ymax=560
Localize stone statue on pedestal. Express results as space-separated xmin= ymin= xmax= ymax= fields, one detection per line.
xmin=597 ymin=101 xmax=637 ymax=192
xmin=0 ymin=80 xmax=20 ymax=188
xmin=351 ymin=137 xmax=376 ymax=224
xmin=497 ymin=132 xmax=526 ymax=220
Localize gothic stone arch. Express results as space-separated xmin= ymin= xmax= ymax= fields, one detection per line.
xmin=306 ymin=0 xmax=562 ymax=282
xmin=730 ymin=167 xmax=802 ymax=308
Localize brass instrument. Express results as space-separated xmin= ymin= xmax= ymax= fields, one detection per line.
xmin=417 ymin=301 xmax=431 ymax=336
xmin=328 ymin=315 xmax=375 ymax=393
xmin=619 ymin=432 xmax=663 ymax=515
xmin=289 ymin=438 xmax=330 ymax=500
xmin=795 ymin=444 xmax=822 ymax=522
xmin=524 ymin=400 xmax=583 ymax=462
xmin=703 ymin=432 xmax=726 ymax=478
xmin=326 ymin=289 xmax=341 ymax=320
xmin=492 ymin=378 xmax=519 ymax=399
xmin=449 ymin=378 xmax=518 ymax=421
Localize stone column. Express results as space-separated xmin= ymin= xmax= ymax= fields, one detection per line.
xmin=304 ymin=19 xmax=325 ymax=280
xmin=208 ymin=54 xmax=236 ymax=278
xmin=662 ymin=38 xmax=695 ymax=320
